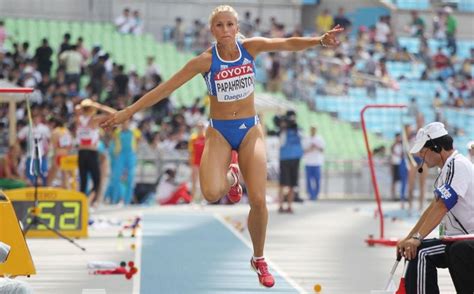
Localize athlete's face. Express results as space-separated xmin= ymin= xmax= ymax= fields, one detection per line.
xmin=211 ymin=12 xmax=239 ymax=43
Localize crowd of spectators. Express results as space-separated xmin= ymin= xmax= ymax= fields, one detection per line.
xmin=115 ymin=7 xmax=144 ymax=35
xmin=167 ymin=7 xmax=473 ymax=110
xmin=0 ymin=26 xmax=207 ymax=205
xmin=286 ymin=7 xmax=472 ymax=109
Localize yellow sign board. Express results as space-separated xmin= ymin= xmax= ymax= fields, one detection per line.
xmin=59 ymin=155 xmax=78 ymax=171
xmin=5 ymin=187 xmax=88 ymax=238
xmin=0 ymin=191 xmax=36 ymax=277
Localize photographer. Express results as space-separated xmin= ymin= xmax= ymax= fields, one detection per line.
xmin=275 ymin=110 xmax=303 ymax=213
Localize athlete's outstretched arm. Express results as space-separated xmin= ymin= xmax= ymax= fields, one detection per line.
xmin=100 ymin=53 xmax=210 ymax=128
xmin=245 ymin=25 xmax=344 ymax=56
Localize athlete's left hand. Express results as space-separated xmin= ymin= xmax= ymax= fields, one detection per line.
xmin=321 ymin=24 xmax=344 ymax=47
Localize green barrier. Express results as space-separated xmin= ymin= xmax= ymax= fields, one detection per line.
xmin=0 ymin=178 xmax=28 ymax=190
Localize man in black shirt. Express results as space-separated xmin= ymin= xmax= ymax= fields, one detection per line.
xmin=114 ymin=64 xmax=129 ymax=98
xmin=58 ymin=33 xmax=72 ymax=56
xmin=34 ymin=39 xmax=53 ymax=75
xmin=334 ymin=7 xmax=351 ymax=30
xmin=89 ymin=55 xmax=106 ymax=96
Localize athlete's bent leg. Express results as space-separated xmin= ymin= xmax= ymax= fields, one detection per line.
xmin=199 ymin=127 xmax=233 ymax=203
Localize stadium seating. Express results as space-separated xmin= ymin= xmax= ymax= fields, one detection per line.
xmin=386 ymin=61 xmax=426 ymax=79
xmin=346 ymin=6 xmax=390 ymax=36
xmin=4 ymin=17 xmax=205 ymax=107
xmin=314 ymin=80 xmax=473 ymax=155
xmin=391 ymin=0 xmax=474 ymax=12
xmin=459 ymin=0 xmax=474 ymax=12
xmin=398 ymin=36 xmax=473 ymax=59
xmin=391 ymin=0 xmax=430 ymax=10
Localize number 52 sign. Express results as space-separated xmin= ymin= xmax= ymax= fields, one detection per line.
xmin=5 ymin=188 xmax=88 ymax=238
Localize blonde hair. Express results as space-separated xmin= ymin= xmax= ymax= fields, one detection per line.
xmin=208 ymin=5 xmax=245 ymax=40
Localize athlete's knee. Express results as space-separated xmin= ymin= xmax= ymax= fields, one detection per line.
xmin=248 ymin=194 xmax=267 ymax=209
xmin=201 ymin=185 xmax=226 ymax=203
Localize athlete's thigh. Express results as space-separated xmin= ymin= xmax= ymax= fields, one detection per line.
xmin=238 ymin=124 xmax=267 ymax=203
xmin=199 ymin=127 xmax=233 ymax=186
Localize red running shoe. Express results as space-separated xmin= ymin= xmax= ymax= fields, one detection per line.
xmin=227 ymin=164 xmax=242 ymax=203
xmin=250 ymin=257 xmax=275 ymax=288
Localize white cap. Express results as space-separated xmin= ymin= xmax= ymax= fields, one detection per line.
xmin=410 ymin=122 xmax=448 ymax=153
xmin=467 ymin=141 xmax=474 ymax=150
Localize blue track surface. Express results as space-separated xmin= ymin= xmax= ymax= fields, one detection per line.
xmin=140 ymin=213 xmax=301 ymax=294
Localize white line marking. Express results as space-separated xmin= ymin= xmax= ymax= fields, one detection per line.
xmin=132 ymin=214 xmax=143 ymax=294
xmin=214 ymin=213 xmax=308 ymax=294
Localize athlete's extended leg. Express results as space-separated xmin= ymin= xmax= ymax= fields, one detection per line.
xmin=238 ymin=124 xmax=274 ymax=287
xmin=199 ymin=127 xmax=233 ymax=203
xmin=238 ymin=124 xmax=268 ymax=257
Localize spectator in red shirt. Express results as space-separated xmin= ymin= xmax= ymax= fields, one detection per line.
xmin=433 ymin=47 xmax=450 ymax=69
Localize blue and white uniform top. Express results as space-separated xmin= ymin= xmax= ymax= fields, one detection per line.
xmin=203 ymin=40 xmax=256 ymax=102
xmin=434 ymin=150 xmax=474 ymax=236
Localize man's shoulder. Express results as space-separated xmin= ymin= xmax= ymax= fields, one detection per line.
xmin=452 ymin=153 xmax=472 ymax=167
xmin=447 ymin=154 xmax=473 ymax=181
xmin=458 ymin=156 xmax=473 ymax=172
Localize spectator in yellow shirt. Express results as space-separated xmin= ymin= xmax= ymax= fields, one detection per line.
xmin=315 ymin=9 xmax=334 ymax=34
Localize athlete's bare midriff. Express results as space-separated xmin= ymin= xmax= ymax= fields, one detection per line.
xmin=209 ymin=93 xmax=257 ymax=119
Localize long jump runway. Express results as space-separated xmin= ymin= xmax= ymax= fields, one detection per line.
xmin=14 ymin=202 xmax=455 ymax=293
xmin=139 ymin=213 xmax=304 ymax=294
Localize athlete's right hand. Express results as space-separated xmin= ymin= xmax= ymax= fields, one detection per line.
xmin=99 ymin=108 xmax=131 ymax=129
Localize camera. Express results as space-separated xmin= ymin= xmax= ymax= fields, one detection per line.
xmin=273 ymin=110 xmax=297 ymax=130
